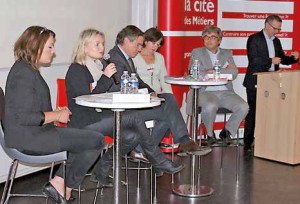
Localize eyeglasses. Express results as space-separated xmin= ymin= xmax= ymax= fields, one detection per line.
xmin=268 ymin=22 xmax=281 ymax=31
xmin=203 ymin=35 xmax=219 ymax=41
xmin=137 ymin=43 xmax=143 ymax=49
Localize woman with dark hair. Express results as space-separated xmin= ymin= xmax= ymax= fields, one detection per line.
xmin=4 ymin=26 xmax=104 ymax=204
xmin=133 ymin=27 xmax=172 ymax=94
xmin=131 ymin=27 xmax=173 ymax=158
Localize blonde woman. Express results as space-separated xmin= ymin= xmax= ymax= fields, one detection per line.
xmin=65 ymin=28 xmax=185 ymax=183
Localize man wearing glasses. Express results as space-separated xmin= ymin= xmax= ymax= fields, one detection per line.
xmin=187 ymin=26 xmax=249 ymax=147
xmin=243 ymin=15 xmax=299 ymax=154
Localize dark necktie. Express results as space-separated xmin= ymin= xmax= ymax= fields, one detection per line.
xmin=128 ymin=58 xmax=135 ymax=73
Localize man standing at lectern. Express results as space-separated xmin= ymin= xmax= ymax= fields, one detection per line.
xmin=243 ymin=15 xmax=299 ymax=154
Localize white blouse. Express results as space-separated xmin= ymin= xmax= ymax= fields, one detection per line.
xmin=133 ymin=52 xmax=172 ymax=94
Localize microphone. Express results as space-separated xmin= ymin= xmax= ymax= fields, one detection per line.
xmin=103 ymin=53 xmax=120 ymax=84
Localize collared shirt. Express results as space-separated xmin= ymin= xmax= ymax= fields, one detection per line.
xmin=117 ymin=45 xmax=135 ymax=72
xmin=263 ymin=30 xmax=275 ymax=71
xmin=205 ymin=48 xmax=228 ymax=92
xmin=118 ymin=45 xmax=130 ymax=60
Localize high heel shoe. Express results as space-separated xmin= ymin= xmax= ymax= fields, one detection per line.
xmin=43 ymin=182 xmax=67 ymax=204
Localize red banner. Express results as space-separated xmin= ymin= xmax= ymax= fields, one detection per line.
xmin=158 ymin=0 xmax=300 ymax=107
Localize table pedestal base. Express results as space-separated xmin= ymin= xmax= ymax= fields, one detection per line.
xmin=173 ymin=184 xmax=214 ymax=197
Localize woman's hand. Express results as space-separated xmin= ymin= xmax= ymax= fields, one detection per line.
xmin=103 ymin=63 xmax=117 ymax=78
xmin=56 ymin=107 xmax=71 ymax=124
xmin=44 ymin=107 xmax=71 ymax=125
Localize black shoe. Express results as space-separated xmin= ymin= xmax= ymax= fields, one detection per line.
xmin=154 ymin=160 xmax=185 ymax=174
xmin=153 ymin=167 xmax=164 ymax=177
xmin=207 ymin=132 xmax=217 ymax=146
xmin=244 ymin=145 xmax=253 ymax=156
xmin=219 ymin=129 xmax=232 ymax=145
xmin=178 ymin=140 xmax=212 ymax=156
xmin=43 ymin=182 xmax=67 ymax=204
xmin=90 ymin=174 xmax=113 ymax=188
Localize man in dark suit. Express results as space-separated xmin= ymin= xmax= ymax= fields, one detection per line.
xmin=108 ymin=25 xmax=212 ymax=156
xmin=243 ymin=15 xmax=299 ymax=154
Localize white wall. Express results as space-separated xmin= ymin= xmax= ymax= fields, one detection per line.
xmin=132 ymin=0 xmax=157 ymax=31
xmin=0 ymin=0 xmax=132 ymax=183
xmin=0 ymin=0 xmax=132 ymax=68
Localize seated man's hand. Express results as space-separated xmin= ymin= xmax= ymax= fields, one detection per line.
xmin=291 ymin=51 xmax=299 ymax=60
xmin=206 ymin=69 xmax=214 ymax=74
xmin=150 ymin=92 xmax=157 ymax=97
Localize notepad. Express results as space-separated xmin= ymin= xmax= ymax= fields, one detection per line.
xmin=112 ymin=93 xmax=150 ymax=103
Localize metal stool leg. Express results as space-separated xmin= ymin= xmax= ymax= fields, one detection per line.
xmin=77 ymin=185 xmax=81 ymax=204
xmin=125 ymin=154 xmax=129 ymax=204
xmin=236 ymin=130 xmax=240 ymax=182
xmin=1 ymin=160 xmax=18 ymax=204
xmin=137 ymin=160 xmax=141 ymax=188
xmin=150 ymin=166 xmax=155 ymax=204
xmin=93 ymin=182 xmax=102 ymax=204
xmin=220 ymin=113 xmax=227 ymax=169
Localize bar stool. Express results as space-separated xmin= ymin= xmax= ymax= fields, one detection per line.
xmin=187 ymin=106 xmax=241 ymax=182
xmin=124 ymin=120 xmax=157 ymax=204
xmin=217 ymin=108 xmax=240 ymax=182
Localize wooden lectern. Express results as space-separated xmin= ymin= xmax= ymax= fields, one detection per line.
xmin=254 ymin=70 xmax=300 ymax=164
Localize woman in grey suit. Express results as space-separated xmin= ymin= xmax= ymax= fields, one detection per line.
xmin=4 ymin=26 xmax=104 ymax=204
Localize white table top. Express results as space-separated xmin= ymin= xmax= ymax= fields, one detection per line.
xmin=75 ymin=93 xmax=161 ymax=109
xmin=165 ymin=76 xmax=228 ymax=86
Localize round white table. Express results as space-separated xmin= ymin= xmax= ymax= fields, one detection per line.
xmin=75 ymin=93 xmax=161 ymax=204
xmin=165 ymin=76 xmax=228 ymax=197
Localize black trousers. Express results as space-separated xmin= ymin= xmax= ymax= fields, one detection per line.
xmin=136 ymin=93 xmax=190 ymax=144
xmin=85 ymin=110 xmax=168 ymax=179
xmin=54 ymin=127 xmax=103 ymax=188
xmin=244 ymin=88 xmax=257 ymax=147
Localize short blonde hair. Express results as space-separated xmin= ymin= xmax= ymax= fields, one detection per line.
xmin=72 ymin=28 xmax=105 ymax=65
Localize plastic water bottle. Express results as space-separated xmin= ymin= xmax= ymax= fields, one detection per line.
xmin=130 ymin=73 xmax=139 ymax=94
xmin=213 ymin=60 xmax=221 ymax=80
xmin=120 ymin=71 xmax=130 ymax=94
xmin=191 ymin=59 xmax=200 ymax=80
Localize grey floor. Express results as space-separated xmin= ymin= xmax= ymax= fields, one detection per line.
xmin=1 ymin=145 xmax=300 ymax=204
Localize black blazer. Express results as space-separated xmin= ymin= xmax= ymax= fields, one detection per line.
xmin=108 ymin=45 xmax=154 ymax=93
xmin=243 ymin=30 xmax=297 ymax=90
xmin=4 ymin=60 xmax=60 ymax=153
xmin=65 ymin=63 xmax=114 ymax=128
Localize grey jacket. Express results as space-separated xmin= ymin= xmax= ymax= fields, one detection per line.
xmin=186 ymin=47 xmax=238 ymax=115
xmin=189 ymin=47 xmax=238 ymax=92
xmin=4 ymin=60 xmax=60 ymax=153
